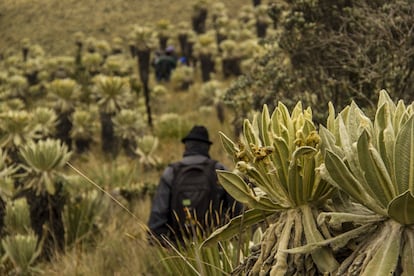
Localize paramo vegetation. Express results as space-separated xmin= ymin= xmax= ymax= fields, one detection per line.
xmin=0 ymin=0 xmax=413 ymax=275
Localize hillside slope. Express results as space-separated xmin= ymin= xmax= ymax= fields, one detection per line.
xmin=0 ymin=0 xmax=244 ymax=56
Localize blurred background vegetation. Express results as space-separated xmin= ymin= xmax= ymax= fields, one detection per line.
xmin=0 ymin=0 xmax=413 ymax=275
xmin=0 ymin=0 xmax=242 ymax=56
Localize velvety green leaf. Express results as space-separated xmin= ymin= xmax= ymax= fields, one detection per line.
xmin=218 ymin=171 xmax=278 ymax=211
xmin=290 ymin=146 xmax=317 ymax=204
xmin=327 ymin=102 xmax=336 ymax=132
xmin=287 ymin=156 xmax=303 ymax=206
xmin=263 ymin=164 xmax=290 ymax=205
xmin=324 ymin=150 xmax=365 ymax=203
xmin=309 ymin=175 xmax=334 ymax=203
xmin=344 ymin=102 xmax=365 ymax=143
xmin=217 ymin=170 xmax=255 ymax=205
xmin=293 ymin=114 xmax=305 ymax=137
xmin=318 ymin=212 xmax=384 ymax=229
xmin=43 ymin=172 xmax=56 ymax=195
xmin=357 ymin=130 xmax=392 ymax=207
xmin=375 ymin=103 xmax=394 ymax=173
xmin=243 ymin=120 xmax=259 ymax=147
xmin=381 ymin=125 xmax=395 ymax=180
xmin=361 ymin=220 xmax=402 ymax=276
xmin=338 ymin=115 xmax=364 ymax=181
xmin=302 ymin=152 xmax=316 ymax=200
xmin=394 ymin=116 xmax=414 ymax=193
xmin=292 ymin=146 xmax=317 ymax=159
xmin=401 ymin=229 xmax=414 ymax=275
xmin=276 ymin=102 xmax=291 ymax=128
xmin=302 ymin=119 xmax=316 ymax=138
xmin=251 ymin=111 xmax=260 ymax=133
xmin=304 ymin=106 xmax=313 ymax=121
xmin=271 ymin=137 xmax=290 ymax=191
xmin=369 ymin=146 xmax=396 ymax=196
xmin=388 ymin=190 xmax=414 ymax=225
xmin=260 ymin=104 xmax=272 ymax=147
xmin=245 ymin=165 xmax=283 ymax=203
xmin=283 ymin=223 xmax=376 ymax=254
xmin=334 ymin=105 xmax=349 ymax=139
xmin=276 ymin=102 xmax=294 ymax=148
xmin=378 ymin=89 xmax=396 ymax=115
xmin=319 ymin=126 xmax=343 ymax=159
xmin=219 ymin=131 xmax=239 ymax=162
xmin=301 ymin=205 xmax=338 ymax=273
xmin=291 ymin=101 xmax=303 ymax=120
xmin=255 ymin=195 xmax=285 ymax=210
xmin=393 ymin=100 xmax=407 ymax=134
xmin=270 ymin=105 xmax=283 ymax=137
xmin=398 ymin=112 xmax=411 ymax=136
xmin=324 ymin=150 xmax=386 ymax=215
xmin=201 ymin=209 xmax=274 ymax=247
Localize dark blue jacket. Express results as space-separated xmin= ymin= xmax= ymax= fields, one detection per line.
xmin=148 ymin=153 xmax=242 ymax=242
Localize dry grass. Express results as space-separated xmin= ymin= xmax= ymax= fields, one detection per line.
xmin=42 ymin=198 xmax=154 ymax=275
xmin=39 ymin=78 xmax=239 ymax=275
xmin=0 ymin=0 xmax=246 ymax=55
xmin=0 ymin=0 xmax=252 ymax=274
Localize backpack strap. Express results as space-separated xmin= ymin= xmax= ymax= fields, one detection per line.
xmin=200 ymin=158 xmax=218 ymax=191
xmin=169 ymin=161 xmax=185 ymax=187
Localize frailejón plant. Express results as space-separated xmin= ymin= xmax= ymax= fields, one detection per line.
xmin=204 ymin=102 xmax=338 ymax=275
xmin=19 ymin=138 xmax=71 ymax=195
xmin=310 ymin=90 xmax=414 ymax=275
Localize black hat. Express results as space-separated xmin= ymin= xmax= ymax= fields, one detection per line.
xmin=181 ymin=125 xmax=212 ymax=145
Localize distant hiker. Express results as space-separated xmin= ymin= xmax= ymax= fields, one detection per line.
xmin=154 ymin=45 xmax=178 ymax=82
xmin=148 ymin=125 xmax=242 ymax=245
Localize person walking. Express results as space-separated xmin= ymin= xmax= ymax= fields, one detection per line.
xmin=147 ymin=125 xmax=242 ymax=245
xmin=154 ymin=45 xmax=178 ymax=82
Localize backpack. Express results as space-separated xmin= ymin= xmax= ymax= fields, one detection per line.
xmin=169 ymin=159 xmax=221 ymax=237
